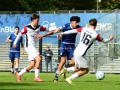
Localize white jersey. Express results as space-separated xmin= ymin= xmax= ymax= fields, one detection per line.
xmin=14 ymin=24 xmax=48 ymax=48
xmin=21 ymin=24 xmax=48 ymax=48
xmin=63 ymin=27 xmax=111 ymax=56
xmin=63 ymin=27 xmax=111 ymax=68
xmin=75 ymin=27 xmax=106 ymax=56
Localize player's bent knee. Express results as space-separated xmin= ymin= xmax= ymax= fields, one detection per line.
xmin=68 ymin=63 xmax=75 ymax=66
xmin=85 ymin=68 xmax=89 ymax=73
xmin=80 ymin=68 xmax=89 ymax=74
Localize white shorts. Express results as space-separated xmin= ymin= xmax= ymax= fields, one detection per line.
xmin=74 ymin=55 xmax=89 ymax=69
xmin=25 ymin=47 xmax=40 ymax=61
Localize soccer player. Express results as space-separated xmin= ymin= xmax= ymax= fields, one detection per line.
xmin=12 ymin=14 xmax=58 ymax=82
xmin=35 ymin=16 xmax=81 ymax=82
xmin=53 ymin=16 xmax=81 ymax=82
xmin=6 ymin=26 xmax=24 ymax=74
xmin=58 ymin=18 xmax=113 ymax=85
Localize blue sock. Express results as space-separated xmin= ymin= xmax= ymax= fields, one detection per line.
xmin=55 ymin=73 xmax=58 ymax=79
xmin=15 ymin=68 xmax=18 ymax=72
xmin=65 ymin=63 xmax=70 ymax=68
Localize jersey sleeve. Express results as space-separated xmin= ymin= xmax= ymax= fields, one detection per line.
xmin=63 ymin=29 xmax=78 ymax=35
xmin=76 ymin=27 xmax=83 ymax=32
xmin=21 ymin=26 xmax=27 ymax=34
xmin=96 ymin=34 xmax=111 ymax=43
xmin=40 ymin=26 xmax=48 ymax=31
xmin=96 ymin=34 xmax=104 ymax=41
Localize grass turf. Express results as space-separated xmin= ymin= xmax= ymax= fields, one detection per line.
xmin=0 ymin=72 xmax=120 ymax=90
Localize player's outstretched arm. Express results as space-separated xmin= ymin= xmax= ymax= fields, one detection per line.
xmin=12 ymin=33 xmax=22 ymax=49
xmin=13 ymin=27 xmax=27 ymax=49
xmin=57 ymin=29 xmax=78 ymax=39
xmin=34 ymin=28 xmax=61 ymax=39
xmin=102 ymin=35 xmax=114 ymax=43
xmin=62 ymin=29 xmax=78 ymax=35
xmin=97 ymin=34 xmax=114 ymax=43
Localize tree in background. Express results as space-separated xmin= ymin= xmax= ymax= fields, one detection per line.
xmin=99 ymin=0 xmax=120 ymax=10
xmin=0 ymin=0 xmax=24 ymax=11
xmin=0 ymin=0 xmax=119 ymax=11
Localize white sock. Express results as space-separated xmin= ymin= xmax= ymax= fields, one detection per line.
xmin=35 ymin=69 xmax=39 ymax=78
xmin=11 ymin=68 xmax=14 ymax=72
xmin=56 ymin=70 xmax=60 ymax=74
xmin=18 ymin=68 xmax=26 ymax=76
xmin=67 ymin=67 xmax=74 ymax=72
xmin=68 ymin=73 xmax=78 ymax=80
xmin=15 ymin=66 xmax=18 ymax=68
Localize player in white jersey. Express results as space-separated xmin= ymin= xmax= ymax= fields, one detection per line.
xmin=58 ymin=18 xmax=113 ymax=85
xmin=12 ymin=14 xmax=58 ymax=82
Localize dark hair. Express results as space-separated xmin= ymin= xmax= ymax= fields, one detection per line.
xmin=70 ymin=16 xmax=80 ymax=23
xmin=30 ymin=14 xmax=39 ymax=21
xmin=89 ymin=18 xmax=97 ymax=26
xmin=14 ymin=26 xmax=19 ymax=29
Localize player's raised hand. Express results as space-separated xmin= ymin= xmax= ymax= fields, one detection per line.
xmin=12 ymin=44 xmax=16 ymax=49
xmin=109 ymin=35 xmax=114 ymax=40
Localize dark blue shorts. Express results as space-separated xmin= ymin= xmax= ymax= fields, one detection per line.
xmin=60 ymin=43 xmax=75 ymax=60
xmin=9 ymin=52 xmax=20 ymax=61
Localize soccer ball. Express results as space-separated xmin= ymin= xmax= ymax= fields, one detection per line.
xmin=95 ymin=71 xmax=105 ymax=80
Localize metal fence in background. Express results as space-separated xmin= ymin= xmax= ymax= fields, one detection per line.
xmin=0 ymin=9 xmax=120 ymax=73
xmin=0 ymin=10 xmax=111 ymax=14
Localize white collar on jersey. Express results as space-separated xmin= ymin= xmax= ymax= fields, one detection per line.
xmin=14 ymin=33 xmax=18 ymax=36
xmin=31 ymin=23 xmax=36 ymax=29
xmin=70 ymin=24 xmax=73 ymax=29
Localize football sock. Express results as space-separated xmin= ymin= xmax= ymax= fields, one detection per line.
xmin=35 ymin=69 xmax=39 ymax=78
xmin=56 ymin=70 xmax=59 ymax=74
xmin=55 ymin=70 xmax=59 ymax=79
xmin=67 ymin=67 xmax=74 ymax=72
xmin=11 ymin=68 xmax=14 ymax=72
xmin=15 ymin=67 xmax=18 ymax=72
xmin=18 ymin=68 xmax=26 ymax=76
xmin=65 ymin=63 xmax=70 ymax=68
xmin=68 ymin=73 xmax=78 ymax=80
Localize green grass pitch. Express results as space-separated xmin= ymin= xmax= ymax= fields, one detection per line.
xmin=0 ymin=72 xmax=120 ymax=90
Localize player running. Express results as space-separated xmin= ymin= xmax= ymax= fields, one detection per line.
xmin=12 ymin=14 xmax=58 ymax=82
xmin=35 ymin=16 xmax=81 ymax=82
xmin=53 ymin=16 xmax=81 ymax=82
xmin=6 ymin=26 xmax=24 ymax=74
xmin=58 ymin=18 xmax=113 ymax=85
